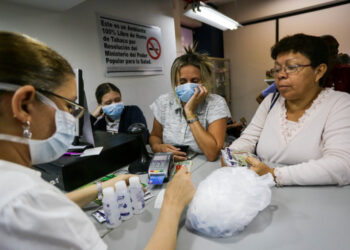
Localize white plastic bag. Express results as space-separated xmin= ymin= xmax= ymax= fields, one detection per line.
xmin=186 ymin=167 xmax=274 ymax=238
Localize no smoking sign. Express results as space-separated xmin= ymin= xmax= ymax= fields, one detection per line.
xmin=146 ymin=37 xmax=161 ymax=60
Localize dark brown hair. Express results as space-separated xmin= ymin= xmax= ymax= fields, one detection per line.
xmin=0 ymin=31 xmax=74 ymax=92
xmin=271 ymin=33 xmax=329 ymax=68
xmin=271 ymin=33 xmax=329 ymax=85
xmin=95 ymin=82 xmax=121 ymax=104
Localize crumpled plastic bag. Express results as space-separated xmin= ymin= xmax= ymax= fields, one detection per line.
xmin=185 ymin=167 xmax=275 ymax=238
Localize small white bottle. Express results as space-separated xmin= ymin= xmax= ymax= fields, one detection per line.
xmin=129 ymin=176 xmax=145 ymax=214
xmin=102 ymin=187 xmax=121 ymax=228
xmin=115 ymin=180 xmax=133 ymax=220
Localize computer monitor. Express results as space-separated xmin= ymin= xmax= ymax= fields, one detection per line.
xmin=73 ymin=69 xmax=94 ymax=146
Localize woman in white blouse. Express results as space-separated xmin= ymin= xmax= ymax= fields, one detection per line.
xmin=149 ymin=46 xmax=231 ymax=162
xmin=230 ymin=33 xmax=350 ymax=186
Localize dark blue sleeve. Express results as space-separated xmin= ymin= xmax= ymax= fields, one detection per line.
xmin=261 ymin=82 xmax=277 ymax=97
xmin=90 ymin=114 xmax=107 ymax=131
xmin=120 ymin=106 xmax=150 ymax=143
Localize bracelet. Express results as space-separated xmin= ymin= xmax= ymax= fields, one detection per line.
xmin=186 ymin=113 xmax=197 ymax=120
xmin=96 ymin=181 xmax=103 ymax=201
xmin=187 ymin=117 xmax=199 ymax=124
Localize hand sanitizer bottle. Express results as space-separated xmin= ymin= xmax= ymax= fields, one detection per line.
xmin=129 ymin=176 xmax=145 ymax=214
xmin=102 ymin=187 xmax=121 ymax=228
xmin=115 ymin=180 xmax=133 ymax=220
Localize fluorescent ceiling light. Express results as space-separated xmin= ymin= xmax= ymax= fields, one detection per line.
xmin=184 ymin=2 xmax=241 ymax=31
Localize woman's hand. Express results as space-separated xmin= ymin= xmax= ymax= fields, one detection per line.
xmin=145 ymin=166 xmax=195 ymax=250
xmin=92 ymin=105 xmax=103 ymax=118
xmin=150 ymin=119 xmax=186 ymax=161
xmin=184 ymin=85 xmax=208 ymax=117
xmin=155 ymin=144 xmax=187 ymax=162
xmin=101 ymin=174 xmax=136 ymax=190
xmin=66 ymin=174 xmax=137 ymax=208
xmin=164 ymin=166 xmax=195 ymax=211
xmin=246 ymin=156 xmax=275 ymax=179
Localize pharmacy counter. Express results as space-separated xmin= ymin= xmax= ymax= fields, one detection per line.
xmin=88 ymin=156 xmax=350 ymax=250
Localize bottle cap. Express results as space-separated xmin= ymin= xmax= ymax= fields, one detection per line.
xmin=102 ymin=187 xmax=114 ymax=198
xmin=129 ymin=176 xmax=140 ymax=187
xmin=115 ymin=180 xmax=127 ymax=190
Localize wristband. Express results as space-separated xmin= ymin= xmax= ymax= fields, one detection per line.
xmin=96 ymin=181 xmax=103 ymax=201
xmin=187 ymin=117 xmax=199 ymax=124
xmin=186 ymin=113 xmax=196 ymax=120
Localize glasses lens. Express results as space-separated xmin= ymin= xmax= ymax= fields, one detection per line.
xmin=70 ymin=105 xmax=85 ymax=119
xmin=271 ymin=68 xmax=280 ymax=77
xmin=285 ymin=65 xmax=299 ymax=74
xmin=63 ymin=100 xmax=85 ymax=119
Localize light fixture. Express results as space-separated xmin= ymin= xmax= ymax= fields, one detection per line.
xmin=184 ymin=2 xmax=241 ymax=31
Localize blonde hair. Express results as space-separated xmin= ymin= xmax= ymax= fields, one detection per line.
xmin=170 ymin=44 xmax=213 ymax=90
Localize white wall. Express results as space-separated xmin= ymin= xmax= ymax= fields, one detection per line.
xmin=0 ymin=0 xmax=176 ymax=128
xmin=223 ymin=21 xmax=275 ymax=121
xmin=280 ymin=4 xmax=350 ymax=55
xmin=221 ymin=1 xmax=350 ymax=121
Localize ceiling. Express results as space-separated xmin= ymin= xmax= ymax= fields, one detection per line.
xmin=2 ymin=0 xmax=235 ymax=11
xmin=208 ymin=0 xmax=236 ymax=6
xmin=2 ymin=0 xmax=86 ymax=11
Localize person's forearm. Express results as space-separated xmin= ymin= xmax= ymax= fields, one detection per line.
xmin=189 ymin=121 xmax=221 ymax=161
xmin=66 ymin=184 xmax=99 ymax=207
xmin=145 ymin=203 xmax=183 ymax=250
xmin=256 ymin=94 xmax=264 ymax=104
xmin=149 ymin=135 xmax=163 ymax=152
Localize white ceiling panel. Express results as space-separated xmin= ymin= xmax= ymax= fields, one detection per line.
xmin=2 ymin=0 xmax=86 ymax=11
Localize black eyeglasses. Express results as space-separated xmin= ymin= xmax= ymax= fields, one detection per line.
xmin=36 ymin=88 xmax=86 ymax=119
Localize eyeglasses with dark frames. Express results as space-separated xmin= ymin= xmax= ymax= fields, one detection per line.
xmin=36 ymin=88 xmax=86 ymax=119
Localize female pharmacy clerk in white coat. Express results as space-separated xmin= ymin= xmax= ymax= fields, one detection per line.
xmin=0 ymin=31 xmax=194 ymax=250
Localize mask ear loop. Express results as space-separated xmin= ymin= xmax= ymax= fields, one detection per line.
xmin=35 ymin=91 xmax=59 ymax=110
xmin=22 ymin=121 xmax=32 ymax=139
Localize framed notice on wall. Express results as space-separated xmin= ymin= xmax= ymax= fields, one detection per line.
xmin=96 ymin=13 xmax=163 ymax=76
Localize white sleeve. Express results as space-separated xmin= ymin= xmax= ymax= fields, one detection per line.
xmin=275 ymin=94 xmax=350 ymax=186
xmin=0 ymin=175 xmax=107 ymax=250
xmin=149 ymin=95 xmax=164 ymax=125
xmin=207 ymin=94 xmax=231 ymax=124
xmin=229 ymin=94 xmax=272 ymax=153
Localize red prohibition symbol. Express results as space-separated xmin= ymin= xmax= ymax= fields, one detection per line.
xmin=146 ymin=37 xmax=161 ymax=60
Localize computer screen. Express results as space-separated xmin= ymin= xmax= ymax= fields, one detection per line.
xmin=73 ymin=69 xmax=94 ymax=146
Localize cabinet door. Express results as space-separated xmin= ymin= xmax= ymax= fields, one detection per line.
xmin=209 ymin=57 xmax=232 ymax=112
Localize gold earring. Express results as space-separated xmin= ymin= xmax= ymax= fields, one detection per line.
xmin=23 ymin=121 xmax=32 ymax=139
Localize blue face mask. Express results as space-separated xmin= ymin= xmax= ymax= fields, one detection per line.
xmin=102 ymin=102 xmax=124 ymax=120
xmin=175 ymin=83 xmax=200 ymax=103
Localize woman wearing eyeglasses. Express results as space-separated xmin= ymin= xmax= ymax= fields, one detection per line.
xmin=0 ymin=31 xmax=195 ymax=249
xmin=230 ymin=33 xmax=350 ymax=186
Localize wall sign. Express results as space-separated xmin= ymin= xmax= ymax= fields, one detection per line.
xmin=96 ymin=13 xmax=163 ymax=76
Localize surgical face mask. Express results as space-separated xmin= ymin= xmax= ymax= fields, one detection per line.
xmin=102 ymin=102 xmax=124 ymax=120
xmin=175 ymin=83 xmax=200 ymax=103
xmin=0 ymin=83 xmax=77 ymax=165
